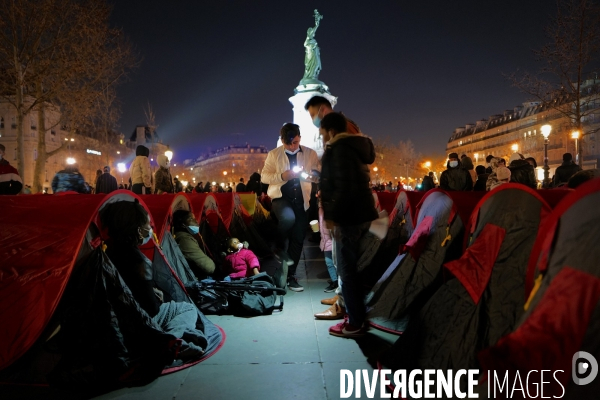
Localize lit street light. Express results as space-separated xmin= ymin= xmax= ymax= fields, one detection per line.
xmin=165 ymin=147 xmax=173 ymax=162
xmin=571 ymin=130 xmax=580 ymax=164
xmin=541 ymin=124 xmax=552 ymax=187
xmin=66 ymin=157 xmax=76 ymax=165
xmin=117 ymin=162 xmax=126 ymax=183
xmin=511 ymin=144 xmax=519 ymax=153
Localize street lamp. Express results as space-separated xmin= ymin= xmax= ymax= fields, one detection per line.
xmin=474 ymin=153 xmax=479 ymax=164
xmin=117 ymin=162 xmax=126 ymax=183
xmin=424 ymin=161 xmax=431 ymax=171
xmin=571 ymin=130 xmax=580 ymax=164
xmin=165 ymin=147 xmax=173 ymax=162
xmin=511 ymin=144 xmax=519 ymax=153
xmin=66 ymin=157 xmax=76 ymax=165
xmin=541 ymin=124 xmax=552 ymax=187
xmin=372 ymin=166 xmax=379 ymax=183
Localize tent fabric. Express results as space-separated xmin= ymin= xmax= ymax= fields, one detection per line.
xmin=161 ymin=232 xmax=197 ymax=285
xmin=358 ymin=190 xmax=421 ymax=288
xmin=479 ymin=178 xmax=600 ymax=398
xmin=238 ymin=193 xmax=257 ymax=216
xmin=381 ymin=186 xmax=551 ymax=375
xmin=228 ymin=194 xmax=272 ymax=258
xmin=374 ymin=191 xmax=397 ymax=215
xmin=365 ymin=190 xmax=468 ymax=334
xmin=0 ymin=190 xmax=224 ymax=387
xmin=211 ymin=193 xmax=235 ymax=231
xmin=138 ymin=194 xmax=191 ymax=242
xmin=0 ymin=194 xmax=116 ymax=370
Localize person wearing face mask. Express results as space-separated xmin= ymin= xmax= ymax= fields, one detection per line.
xmin=101 ymin=200 xmax=163 ymax=317
xmin=0 ymin=143 xmax=23 ymax=195
xmin=304 ymin=96 xmax=360 ymax=134
xmin=261 ymin=123 xmax=320 ymax=292
xmin=172 ymin=210 xmax=215 ymax=279
xmin=440 ymin=152 xmax=473 ymax=191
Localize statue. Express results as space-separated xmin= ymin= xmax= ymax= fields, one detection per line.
xmin=301 ymin=9 xmax=323 ymax=84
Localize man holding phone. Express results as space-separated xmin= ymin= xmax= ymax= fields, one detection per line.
xmin=261 ymin=123 xmax=320 ymax=291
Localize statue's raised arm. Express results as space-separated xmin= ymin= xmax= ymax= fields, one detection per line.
xmin=301 ymin=9 xmax=323 ymax=83
xmin=313 ymin=9 xmax=323 ymax=31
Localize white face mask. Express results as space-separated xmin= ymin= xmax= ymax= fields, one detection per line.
xmin=141 ymin=228 xmax=153 ymax=245
xmin=285 ymin=148 xmax=300 ymax=155
xmin=449 ymin=161 xmax=459 ymax=168
xmin=236 ymin=242 xmax=244 ymax=250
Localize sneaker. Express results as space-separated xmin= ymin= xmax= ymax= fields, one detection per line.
xmin=275 ymin=250 xmax=294 ymax=266
xmin=329 ymin=317 xmax=368 ymax=338
xmin=287 ymin=277 xmax=304 ymax=292
xmin=324 ymin=281 xmax=338 ymax=293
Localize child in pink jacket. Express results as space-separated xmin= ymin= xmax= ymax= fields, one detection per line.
xmin=223 ymin=238 xmax=260 ymax=279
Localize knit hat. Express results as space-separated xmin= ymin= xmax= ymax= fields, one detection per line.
xmin=509 ymin=153 xmax=524 ymax=164
xmin=448 ymin=152 xmax=459 ymax=159
xmin=496 ymin=166 xmax=511 ymax=181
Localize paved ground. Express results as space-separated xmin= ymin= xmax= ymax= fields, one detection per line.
xmin=3 ymin=239 xmax=399 ymax=400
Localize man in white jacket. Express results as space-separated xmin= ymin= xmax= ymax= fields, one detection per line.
xmin=261 ymin=123 xmax=320 ymax=291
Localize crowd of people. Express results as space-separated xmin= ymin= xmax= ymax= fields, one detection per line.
xmin=2 ymin=95 xmax=600 ymax=343
xmin=415 ymin=151 xmax=590 ymax=193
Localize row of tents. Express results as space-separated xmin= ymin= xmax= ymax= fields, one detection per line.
xmin=359 ymin=182 xmax=599 ymax=398
xmin=2 ymin=181 xmax=599 ymax=397
xmin=0 ymin=190 xmax=275 ymax=391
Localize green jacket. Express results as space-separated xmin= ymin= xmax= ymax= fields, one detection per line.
xmin=174 ymin=230 xmax=215 ymax=279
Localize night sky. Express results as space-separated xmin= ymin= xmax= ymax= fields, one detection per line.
xmin=110 ymin=0 xmax=550 ymax=163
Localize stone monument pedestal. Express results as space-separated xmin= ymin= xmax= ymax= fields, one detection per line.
xmin=284 ymin=82 xmax=337 ymax=156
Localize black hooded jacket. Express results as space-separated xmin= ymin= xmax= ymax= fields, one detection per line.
xmin=440 ymin=160 xmax=473 ymax=191
xmin=320 ymin=133 xmax=379 ymax=225
xmin=553 ymin=161 xmax=581 ymax=186
xmin=509 ymin=159 xmax=537 ymax=189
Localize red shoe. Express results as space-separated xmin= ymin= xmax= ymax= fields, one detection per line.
xmin=329 ymin=316 xmax=368 ymax=338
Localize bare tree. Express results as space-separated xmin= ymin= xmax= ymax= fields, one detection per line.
xmin=372 ymin=137 xmax=422 ymax=182
xmin=0 ymin=0 xmax=138 ymax=192
xmin=144 ymin=102 xmax=159 ymax=161
xmin=508 ymin=0 xmax=600 ymax=164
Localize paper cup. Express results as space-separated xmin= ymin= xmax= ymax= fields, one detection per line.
xmin=309 ymin=220 xmax=320 ymax=233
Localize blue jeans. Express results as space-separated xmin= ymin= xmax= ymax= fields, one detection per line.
xmin=333 ymin=223 xmax=370 ymax=327
xmin=271 ymin=198 xmax=307 ymax=278
xmin=324 ymin=251 xmax=337 ymax=282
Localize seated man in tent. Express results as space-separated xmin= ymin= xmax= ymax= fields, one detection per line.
xmin=100 ymin=201 xmax=208 ymax=360
xmin=172 ymin=210 xmax=216 ymax=279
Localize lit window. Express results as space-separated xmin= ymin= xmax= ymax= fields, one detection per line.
xmin=33 ymin=148 xmax=37 ymax=160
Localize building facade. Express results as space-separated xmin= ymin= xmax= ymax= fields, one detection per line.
xmin=447 ymin=85 xmax=600 ymax=179
xmin=189 ymin=145 xmax=269 ymax=188
xmin=0 ymin=101 xmax=167 ymax=192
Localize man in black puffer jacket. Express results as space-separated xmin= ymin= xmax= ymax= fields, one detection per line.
xmin=320 ymin=112 xmax=378 ymax=338
xmin=552 ymin=153 xmax=581 ymax=187
xmin=440 ymin=153 xmax=473 ymax=191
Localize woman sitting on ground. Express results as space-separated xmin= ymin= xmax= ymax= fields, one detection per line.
xmin=100 ymin=200 xmax=207 ymax=359
xmin=172 ymin=210 xmax=216 ymax=280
